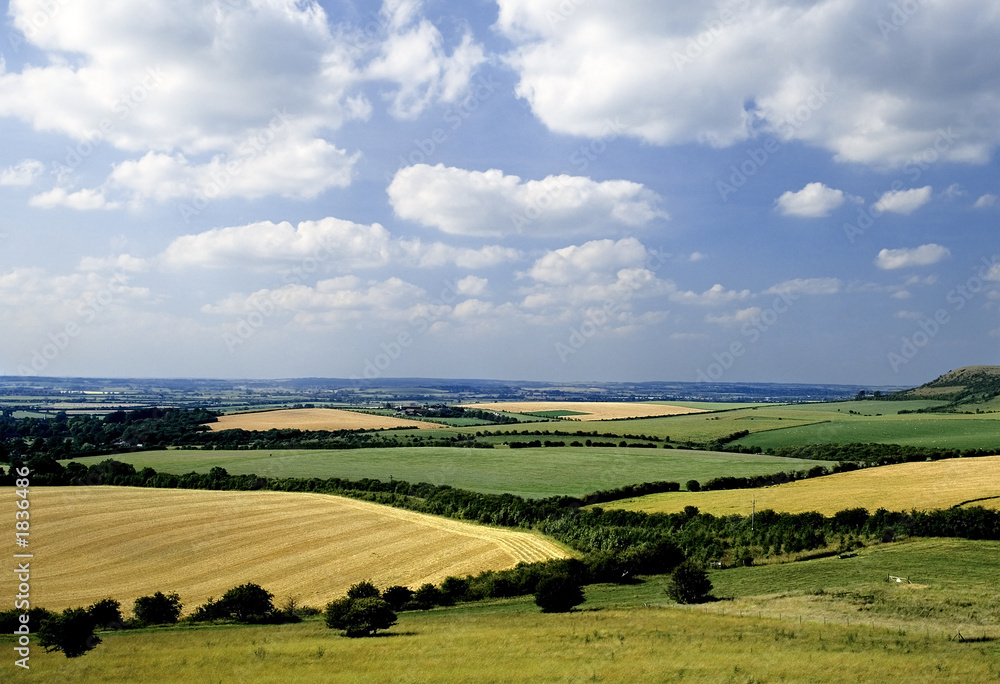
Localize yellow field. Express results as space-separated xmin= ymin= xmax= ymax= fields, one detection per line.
xmin=602 ymin=455 xmax=1000 ymax=516
xmin=4 ymin=487 xmax=568 ymax=613
xmin=461 ymin=401 xmax=705 ymax=420
xmin=208 ymin=408 xmax=438 ymax=431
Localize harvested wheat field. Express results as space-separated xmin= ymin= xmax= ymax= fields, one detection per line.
xmin=603 ymin=455 xmax=1000 ymax=516
xmin=6 ymin=487 xmax=568 ymax=613
xmin=462 ymin=401 xmax=705 ymax=420
xmin=208 ymin=407 xmax=438 ymax=431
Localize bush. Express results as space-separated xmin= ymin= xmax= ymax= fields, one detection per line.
xmin=325 ymin=596 xmax=397 ymax=637
xmin=410 ymin=583 xmax=443 ymax=610
xmin=346 ymin=581 xmax=381 ymax=600
xmin=534 ymin=574 xmax=585 ymax=613
xmin=218 ymin=583 xmax=275 ymax=622
xmin=87 ymin=599 xmax=123 ymax=630
xmin=685 ymin=479 xmax=701 ymax=492
xmin=381 ymin=585 xmax=414 ymax=611
xmin=38 ymin=608 xmax=101 ymax=658
xmin=665 ymin=561 xmax=712 ymax=604
xmin=0 ymin=607 xmax=55 ymax=633
xmin=133 ymin=592 xmax=182 ymax=626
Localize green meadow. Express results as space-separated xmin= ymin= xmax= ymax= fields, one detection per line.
xmin=65 ymin=446 xmax=831 ymax=499
xmin=7 ymin=539 xmax=998 ymax=684
xmin=455 ymin=399 xmax=1000 ymax=451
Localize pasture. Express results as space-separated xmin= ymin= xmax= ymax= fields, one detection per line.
xmin=64 ymin=447 xmax=832 ymax=499
xmin=459 ymin=399 xmax=1000 ymax=450
xmin=0 ymin=487 xmax=567 ymax=613
xmin=8 ymin=539 xmax=1000 ymax=683
xmin=460 ymin=401 xmax=706 ymax=420
xmin=208 ymin=408 xmax=438 ymax=432
xmin=600 ymin=455 xmax=1000 ymax=516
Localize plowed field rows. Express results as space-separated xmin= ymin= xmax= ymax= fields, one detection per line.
xmin=461 ymin=401 xmax=705 ymax=420
xmin=208 ymin=408 xmax=438 ymax=431
xmin=4 ymin=487 xmax=568 ymax=612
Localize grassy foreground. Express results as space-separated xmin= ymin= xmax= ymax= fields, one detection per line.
xmin=6 ymin=539 xmax=998 ymax=682
xmin=9 ymin=544 xmax=1000 ymax=683
xmin=64 ymin=447 xmax=830 ymax=499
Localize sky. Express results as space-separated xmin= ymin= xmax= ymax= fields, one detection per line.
xmin=0 ymin=0 xmax=998 ymax=386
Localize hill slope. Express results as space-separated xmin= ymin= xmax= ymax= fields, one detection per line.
xmin=3 ymin=487 xmax=568 ymax=612
xmin=895 ymin=365 xmax=1000 ymax=402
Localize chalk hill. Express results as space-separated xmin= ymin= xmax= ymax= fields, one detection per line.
xmin=895 ymin=365 xmax=1000 ymax=403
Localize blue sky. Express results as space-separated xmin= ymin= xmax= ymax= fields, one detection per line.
xmin=0 ymin=0 xmax=998 ymax=385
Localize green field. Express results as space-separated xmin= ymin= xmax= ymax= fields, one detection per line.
xmin=65 ymin=447 xmax=832 ymax=499
xmin=452 ymin=400 xmax=1000 ymax=451
xmin=6 ymin=539 xmax=998 ymax=683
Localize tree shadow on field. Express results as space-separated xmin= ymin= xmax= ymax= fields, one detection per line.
xmin=341 ymin=631 xmax=419 ymax=638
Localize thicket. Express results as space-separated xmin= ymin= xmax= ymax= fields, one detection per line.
xmin=772 ymin=442 xmax=995 ymax=465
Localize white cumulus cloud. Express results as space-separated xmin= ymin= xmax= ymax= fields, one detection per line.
xmin=775 ymin=182 xmax=849 ymax=217
xmin=872 ymin=186 xmax=933 ymax=215
xmin=496 ymin=0 xmax=1000 ymax=167
xmin=875 ymin=244 xmax=950 ymax=270
xmin=388 ymin=164 xmax=667 ymax=237
xmin=0 ymin=159 xmax=44 ymax=186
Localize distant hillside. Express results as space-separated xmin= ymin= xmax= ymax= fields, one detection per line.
xmin=894 ymin=365 xmax=1000 ymax=403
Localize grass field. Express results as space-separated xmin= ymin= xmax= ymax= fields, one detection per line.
xmin=209 ymin=408 xmax=438 ymax=432
xmin=461 ymin=401 xmax=706 ymax=420
xmin=0 ymin=487 xmax=568 ymax=613
xmin=600 ymin=455 xmax=1000 ymax=515
xmin=7 ymin=539 xmax=999 ymax=683
xmin=458 ymin=399 xmax=1000 ymax=451
xmin=65 ymin=447 xmax=832 ymax=499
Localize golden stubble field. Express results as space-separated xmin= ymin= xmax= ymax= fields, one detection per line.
xmin=604 ymin=455 xmax=1000 ymax=515
xmin=208 ymin=408 xmax=438 ymax=431
xmin=462 ymin=401 xmax=706 ymax=420
xmin=4 ymin=487 xmax=568 ymax=613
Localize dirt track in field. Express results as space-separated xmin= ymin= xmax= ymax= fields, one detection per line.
xmin=6 ymin=487 xmax=568 ymax=613
xmin=208 ymin=408 xmax=438 ymax=432
xmin=462 ymin=401 xmax=706 ymax=420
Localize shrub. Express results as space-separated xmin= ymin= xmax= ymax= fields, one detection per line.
xmin=410 ymin=583 xmax=443 ymax=610
xmin=217 ymin=583 xmax=275 ymax=622
xmin=87 ymin=598 xmax=123 ymax=630
xmin=381 ymin=585 xmax=414 ymax=611
xmin=665 ymin=561 xmax=712 ymax=604
xmin=133 ymin=592 xmax=182 ymax=626
xmin=38 ymin=607 xmax=101 ymax=658
xmin=534 ymin=574 xmax=585 ymax=613
xmin=685 ymin=479 xmax=701 ymax=492
xmin=325 ymin=596 xmax=397 ymax=637
xmin=346 ymin=581 xmax=381 ymax=600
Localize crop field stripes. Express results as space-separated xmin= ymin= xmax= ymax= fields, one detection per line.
xmin=2 ymin=487 xmax=569 ymax=613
